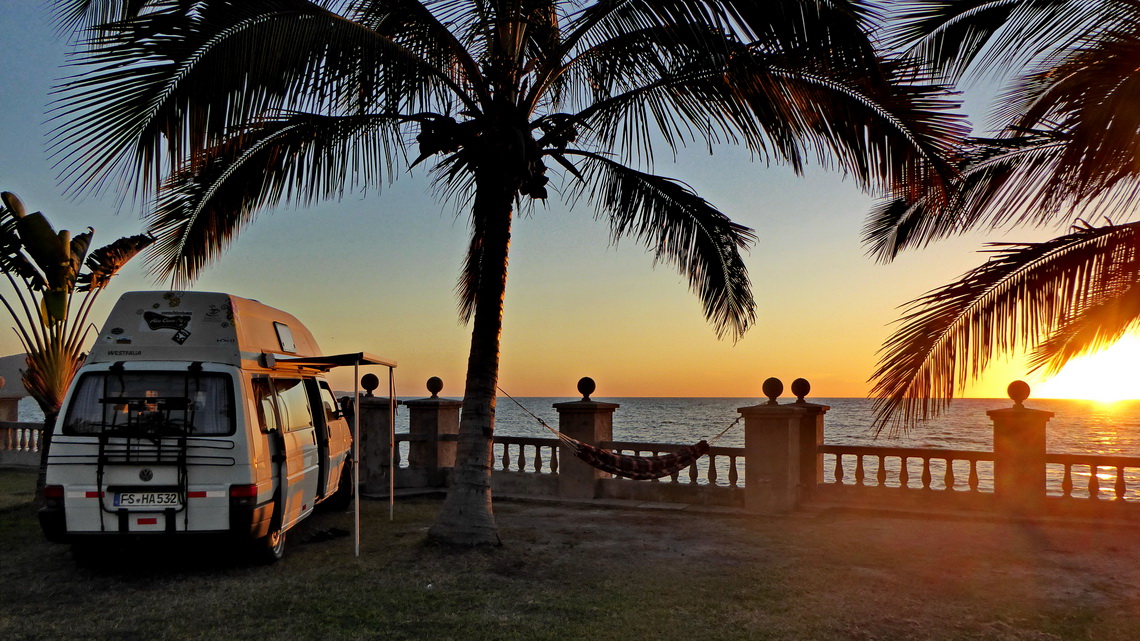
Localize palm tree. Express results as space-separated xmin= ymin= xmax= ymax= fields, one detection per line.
xmin=867 ymin=0 xmax=1140 ymax=433
xmin=0 ymin=191 xmax=153 ymax=502
xmin=51 ymin=0 xmax=964 ymax=545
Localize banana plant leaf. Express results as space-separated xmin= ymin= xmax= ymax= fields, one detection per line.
xmin=14 ymin=211 xmax=70 ymax=291
xmin=78 ymin=234 xmax=154 ymax=291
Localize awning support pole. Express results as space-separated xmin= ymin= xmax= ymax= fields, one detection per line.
xmin=353 ymin=361 xmax=361 ymax=558
xmin=388 ymin=367 xmax=396 ymax=522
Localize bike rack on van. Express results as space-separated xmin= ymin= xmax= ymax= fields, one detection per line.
xmin=94 ymin=394 xmax=194 ymax=533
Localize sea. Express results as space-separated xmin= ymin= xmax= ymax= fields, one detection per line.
xmin=24 ymin=395 xmax=1140 ymax=453
xmin=422 ymin=396 xmax=1140 ymax=456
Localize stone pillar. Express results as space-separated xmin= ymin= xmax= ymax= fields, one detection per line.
xmin=988 ymin=380 xmax=1053 ymax=513
xmin=358 ymin=394 xmax=394 ymax=495
xmin=791 ymin=379 xmax=828 ymax=496
xmin=0 ymin=376 xmax=18 ymax=422
xmin=738 ymin=377 xmax=827 ymax=514
xmin=0 ymin=399 xmax=19 ymax=422
xmin=553 ymin=377 xmax=618 ymax=499
xmin=402 ymin=376 xmax=462 ymax=487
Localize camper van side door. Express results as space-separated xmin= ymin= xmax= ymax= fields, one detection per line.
xmin=273 ymin=378 xmax=320 ymax=530
xmin=252 ymin=378 xmax=289 ymax=537
xmin=313 ymin=380 xmax=352 ymax=499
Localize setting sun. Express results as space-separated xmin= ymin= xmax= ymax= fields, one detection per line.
xmin=1033 ymin=334 xmax=1140 ymax=402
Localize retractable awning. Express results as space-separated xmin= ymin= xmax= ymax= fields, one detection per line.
xmin=273 ymin=352 xmax=397 ymax=370
xmin=277 ymin=350 xmax=398 ymax=558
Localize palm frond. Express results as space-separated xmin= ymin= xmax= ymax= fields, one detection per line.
xmin=145 ymin=111 xmax=405 ymax=285
xmin=888 ymin=0 xmax=1113 ymax=84
xmin=1006 ymin=23 xmax=1140 ymax=201
xmin=557 ymin=27 xmax=964 ymax=205
xmin=564 ymin=150 xmax=756 ymax=340
xmin=1028 ymin=280 xmax=1140 ymax=375
xmin=455 ymin=214 xmax=485 ymax=324
xmin=870 ymin=221 xmax=1140 ymax=434
xmin=51 ymin=0 xmax=156 ymax=35
xmin=863 ymin=129 xmax=1072 ymax=261
xmin=348 ymin=0 xmax=490 ymax=107
xmin=51 ymin=0 xmax=461 ymax=200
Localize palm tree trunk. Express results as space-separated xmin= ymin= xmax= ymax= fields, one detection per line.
xmin=427 ymin=174 xmax=514 ymax=547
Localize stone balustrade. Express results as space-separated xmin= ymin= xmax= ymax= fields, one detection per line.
xmin=818 ymin=445 xmax=992 ymax=492
xmin=1047 ymin=454 xmax=1140 ymax=500
xmin=0 ymin=421 xmax=42 ymax=467
xmin=6 ymin=373 xmax=1138 ymax=521
xmin=495 ymin=436 xmax=560 ymax=474
xmin=240 ymin=376 xmax=1140 ymax=520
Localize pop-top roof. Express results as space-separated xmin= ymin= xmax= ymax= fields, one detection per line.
xmin=86 ymin=291 xmax=395 ymax=371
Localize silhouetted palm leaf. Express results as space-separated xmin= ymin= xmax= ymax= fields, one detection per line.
xmin=869 ymin=0 xmax=1140 ymax=430
xmin=888 ymin=0 xmax=1113 ymax=84
xmin=871 ymin=221 xmax=1140 ymax=434
xmin=566 ymin=151 xmax=755 ymax=340
xmin=145 ymin=112 xmax=406 ymax=284
xmin=1029 ymin=280 xmax=1140 ymax=375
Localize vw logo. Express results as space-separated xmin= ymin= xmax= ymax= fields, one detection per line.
xmin=139 ymin=469 xmax=154 ymax=482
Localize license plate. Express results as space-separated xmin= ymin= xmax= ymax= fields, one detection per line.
xmin=113 ymin=492 xmax=181 ymax=508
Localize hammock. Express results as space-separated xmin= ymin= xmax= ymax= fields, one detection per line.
xmin=499 ymin=388 xmax=737 ymax=481
xmin=556 ymin=432 xmax=711 ymax=480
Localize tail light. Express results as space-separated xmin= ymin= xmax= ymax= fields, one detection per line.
xmin=229 ymin=484 xmax=258 ymax=508
xmin=43 ymin=485 xmax=64 ymax=509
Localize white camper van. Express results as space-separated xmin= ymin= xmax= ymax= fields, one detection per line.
xmin=38 ymin=291 xmax=393 ymax=562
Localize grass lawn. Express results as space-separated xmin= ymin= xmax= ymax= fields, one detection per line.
xmin=3 ymin=467 xmax=1140 ymax=640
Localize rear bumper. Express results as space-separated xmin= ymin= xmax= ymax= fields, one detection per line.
xmin=229 ymin=501 xmax=274 ymax=539
xmin=38 ymin=501 xmax=274 ymax=543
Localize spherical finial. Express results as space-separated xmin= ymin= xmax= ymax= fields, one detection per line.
xmin=361 ymin=373 xmax=380 ymax=397
xmin=426 ymin=376 xmax=443 ymax=398
xmin=791 ymin=378 xmax=810 ymax=403
xmin=762 ymin=377 xmax=783 ymax=405
xmin=577 ymin=376 xmax=596 ymax=401
xmin=1007 ymin=380 xmax=1030 ymax=407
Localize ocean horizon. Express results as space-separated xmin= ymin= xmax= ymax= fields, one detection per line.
xmin=24 ymin=395 xmax=1140 ymax=457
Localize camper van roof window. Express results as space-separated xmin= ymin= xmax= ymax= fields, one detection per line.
xmin=274 ymin=322 xmax=296 ymax=353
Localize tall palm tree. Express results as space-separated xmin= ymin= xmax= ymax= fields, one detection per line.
xmin=867 ymin=0 xmax=1140 ymax=433
xmin=0 ymin=191 xmax=153 ymax=502
xmin=52 ymin=0 xmax=964 ymax=545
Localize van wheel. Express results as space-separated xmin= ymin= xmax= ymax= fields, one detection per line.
xmin=256 ymin=527 xmax=286 ymax=563
xmin=323 ymin=461 xmax=354 ymax=512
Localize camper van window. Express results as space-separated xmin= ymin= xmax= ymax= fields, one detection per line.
xmin=273 ymin=378 xmax=313 ymax=433
xmin=274 ymin=322 xmax=296 ymax=353
xmin=63 ymin=372 xmax=235 ymax=436
xmin=252 ymin=378 xmax=279 ymax=433
xmin=318 ymin=382 xmax=341 ymax=422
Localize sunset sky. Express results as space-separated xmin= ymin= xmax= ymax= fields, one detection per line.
xmin=0 ymin=3 xmax=1136 ymax=401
